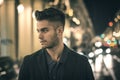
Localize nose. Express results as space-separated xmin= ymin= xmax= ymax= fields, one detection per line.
xmin=38 ymin=32 xmax=43 ymax=39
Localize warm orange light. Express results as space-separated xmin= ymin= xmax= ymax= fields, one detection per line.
xmin=108 ymin=21 xmax=113 ymax=27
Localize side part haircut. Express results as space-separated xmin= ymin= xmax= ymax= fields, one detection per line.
xmin=35 ymin=7 xmax=65 ymax=28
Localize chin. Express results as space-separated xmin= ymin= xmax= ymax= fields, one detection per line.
xmin=43 ymin=45 xmax=54 ymax=49
xmin=41 ymin=43 xmax=56 ymax=49
xmin=41 ymin=44 xmax=50 ymax=49
xmin=41 ymin=45 xmax=47 ymax=49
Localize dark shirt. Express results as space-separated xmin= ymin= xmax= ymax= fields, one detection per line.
xmin=45 ymin=46 xmax=68 ymax=80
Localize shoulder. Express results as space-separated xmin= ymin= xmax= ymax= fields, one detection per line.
xmin=64 ymin=44 xmax=88 ymax=60
xmin=66 ymin=48 xmax=90 ymax=68
xmin=22 ymin=49 xmax=44 ymax=62
xmin=68 ymin=48 xmax=88 ymax=61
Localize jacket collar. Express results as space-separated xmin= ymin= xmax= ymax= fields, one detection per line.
xmin=37 ymin=49 xmax=49 ymax=80
xmin=36 ymin=44 xmax=70 ymax=80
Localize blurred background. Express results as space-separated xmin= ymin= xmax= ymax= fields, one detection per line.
xmin=0 ymin=0 xmax=120 ymax=80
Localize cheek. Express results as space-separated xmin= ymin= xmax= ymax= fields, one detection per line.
xmin=44 ymin=32 xmax=55 ymax=39
xmin=47 ymin=32 xmax=58 ymax=41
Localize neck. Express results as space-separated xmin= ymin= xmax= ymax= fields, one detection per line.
xmin=46 ymin=43 xmax=64 ymax=61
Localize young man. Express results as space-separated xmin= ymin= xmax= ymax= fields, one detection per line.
xmin=18 ymin=7 xmax=95 ymax=80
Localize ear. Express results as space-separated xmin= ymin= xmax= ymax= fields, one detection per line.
xmin=57 ymin=26 xmax=64 ymax=34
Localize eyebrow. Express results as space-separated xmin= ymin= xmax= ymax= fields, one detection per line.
xmin=37 ymin=27 xmax=48 ymax=32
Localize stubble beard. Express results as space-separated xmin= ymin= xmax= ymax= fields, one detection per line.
xmin=41 ymin=34 xmax=59 ymax=49
xmin=47 ymin=37 xmax=59 ymax=49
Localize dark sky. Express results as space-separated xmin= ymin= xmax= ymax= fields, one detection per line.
xmin=83 ymin=0 xmax=120 ymax=35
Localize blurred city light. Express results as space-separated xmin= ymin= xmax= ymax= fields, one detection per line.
xmin=72 ymin=17 xmax=80 ymax=25
xmin=108 ymin=21 xmax=113 ymax=27
xmin=113 ymin=31 xmax=120 ymax=37
xmin=68 ymin=9 xmax=73 ymax=17
xmin=0 ymin=0 xmax=4 ymax=6
xmin=95 ymin=54 xmax=103 ymax=72
xmin=94 ymin=41 xmax=102 ymax=48
xmin=94 ymin=48 xmax=103 ymax=55
xmin=17 ymin=4 xmax=24 ymax=13
xmin=32 ymin=11 xmax=36 ymax=19
xmin=117 ymin=15 xmax=120 ymax=20
xmin=88 ymin=52 xmax=94 ymax=58
xmin=103 ymin=54 xmax=113 ymax=69
xmin=105 ymin=48 xmax=111 ymax=53
xmin=114 ymin=18 xmax=118 ymax=22
xmin=100 ymin=34 xmax=105 ymax=38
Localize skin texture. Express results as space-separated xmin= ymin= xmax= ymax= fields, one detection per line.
xmin=37 ymin=20 xmax=64 ymax=61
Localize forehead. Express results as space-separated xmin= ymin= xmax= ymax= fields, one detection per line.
xmin=37 ymin=20 xmax=55 ymax=29
xmin=37 ymin=20 xmax=49 ymax=26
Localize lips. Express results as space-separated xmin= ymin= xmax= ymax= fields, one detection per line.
xmin=40 ymin=40 xmax=46 ymax=44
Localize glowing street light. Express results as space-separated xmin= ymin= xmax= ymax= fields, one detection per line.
xmin=17 ymin=4 xmax=24 ymax=13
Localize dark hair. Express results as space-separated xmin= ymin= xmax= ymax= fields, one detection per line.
xmin=35 ymin=7 xmax=65 ymax=28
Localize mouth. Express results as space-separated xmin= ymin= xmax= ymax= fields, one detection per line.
xmin=40 ymin=40 xmax=47 ymax=44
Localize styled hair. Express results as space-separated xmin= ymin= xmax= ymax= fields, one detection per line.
xmin=35 ymin=7 xmax=65 ymax=28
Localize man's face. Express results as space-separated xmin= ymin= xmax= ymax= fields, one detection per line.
xmin=37 ymin=20 xmax=59 ymax=49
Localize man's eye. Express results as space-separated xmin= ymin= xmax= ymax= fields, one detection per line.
xmin=43 ymin=29 xmax=48 ymax=32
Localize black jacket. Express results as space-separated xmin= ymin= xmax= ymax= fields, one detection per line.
xmin=18 ymin=45 xmax=95 ymax=80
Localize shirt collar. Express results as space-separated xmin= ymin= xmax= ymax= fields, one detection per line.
xmin=44 ymin=44 xmax=69 ymax=64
